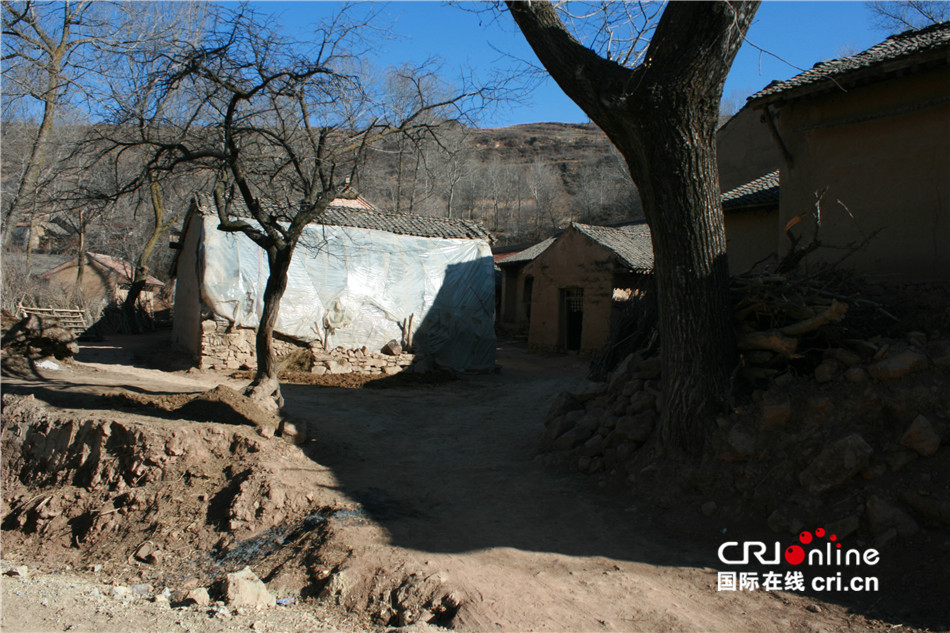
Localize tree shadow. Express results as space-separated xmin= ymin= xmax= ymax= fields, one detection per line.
xmin=281 ymin=352 xmax=702 ymax=569
xmin=73 ymin=332 xmax=194 ymax=372
xmin=282 ymin=359 xmax=949 ymax=629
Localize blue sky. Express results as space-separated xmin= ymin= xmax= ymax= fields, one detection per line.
xmin=255 ymin=1 xmax=886 ymax=128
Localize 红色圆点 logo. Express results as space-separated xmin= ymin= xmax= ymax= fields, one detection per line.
xmin=716 ymin=527 xmax=880 ymax=592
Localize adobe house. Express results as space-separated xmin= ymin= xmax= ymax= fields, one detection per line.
xmin=722 ymin=170 xmax=781 ymax=274
xmin=521 ymin=222 xmax=653 ymax=354
xmin=40 ymin=252 xmax=165 ymax=312
xmin=495 ymin=236 xmax=556 ymax=334
xmin=747 ymin=21 xmax=950 ymax=281
xmin=172 ymin=194 xmax=496 ymax=373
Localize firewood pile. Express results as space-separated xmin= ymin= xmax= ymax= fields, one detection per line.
xmin=732 ymin=271 xmax=895 ymax=384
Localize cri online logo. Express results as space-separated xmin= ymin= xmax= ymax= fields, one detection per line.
xmin=719 ymin=527 xmax=880 ymax=567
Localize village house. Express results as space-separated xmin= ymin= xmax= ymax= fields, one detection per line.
xmin=172 ymin=194 xmax=496 ymax=374
xmin=10 ymin=216 xmax=74 ymax=253
xmin=497 ymin=105 xmax=782 ymax=336
xmin=495 ymin=236 xmax=556 ymax=334
xmin=39 ymin=251 xmax=165 ymax=313
xmin=519 ymin=222 xmax=653 ymax=355
xmin=746 ymin=20 xmax=950 ymax=281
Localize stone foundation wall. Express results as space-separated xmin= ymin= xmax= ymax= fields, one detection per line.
xmin=310 ymin=346 xmax=415 ymax=376
xmin=198 ymin=319 xmax=415 ymax=375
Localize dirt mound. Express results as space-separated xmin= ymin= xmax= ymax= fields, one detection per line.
xmin=1 ymin=394 xmax=332 ymax=592
xmin=119 ymin=384 xmax=281 ymax=432
xmin=230 ymin=368 xmax=459 ymax=389
xmin=0 ymin=392 xmax=467 ymax=628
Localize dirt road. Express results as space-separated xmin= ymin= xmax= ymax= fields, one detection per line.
xmin=1 ymin=334 xmax=911 ymax=632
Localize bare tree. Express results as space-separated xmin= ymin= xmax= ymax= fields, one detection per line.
xmin=0 ymin=1 xmax=179 ymax=251
xmin=432 ymin=125 xmax=474 ymax=219
xmin=865 ymin=1 xmax=949 ymax=33
xmin=126 ymin=6 xmax=490 ymax=409
xmin=79 ymin=4 xmax=208 ymax=331
xmin=527 ymin=156 xmax=564 ymax=233
xmin=506 ymin=1 xmax=759 ymax=455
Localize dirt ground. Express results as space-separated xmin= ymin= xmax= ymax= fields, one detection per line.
xmin=0 ymin=333 xmax=944 ymax=633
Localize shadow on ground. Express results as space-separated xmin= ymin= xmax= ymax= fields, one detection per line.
xmin=279 ymin=344 xmax=949 ymax=631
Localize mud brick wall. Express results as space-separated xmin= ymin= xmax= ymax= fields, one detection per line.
xmin=198 ymin=319 xmax=415 ymax=375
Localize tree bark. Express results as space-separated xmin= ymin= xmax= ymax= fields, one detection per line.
xmin=507 ymin=1 xmax=758 ymax=455
xmin=244 ymin=245 xmax=293 ymax=410
xmin=617 ymin=115 xmax=736 ymax=455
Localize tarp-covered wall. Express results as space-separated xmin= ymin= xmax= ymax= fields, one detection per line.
xmin=196 ymin=214 xmax=496 ymax=370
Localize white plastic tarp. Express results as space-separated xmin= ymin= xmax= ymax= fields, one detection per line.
xmin=198 ymin=214 xmax=496 ymax=370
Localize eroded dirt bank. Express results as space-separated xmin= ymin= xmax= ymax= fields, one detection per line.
xmin=1 ymin=336 xmax=945 ymax=632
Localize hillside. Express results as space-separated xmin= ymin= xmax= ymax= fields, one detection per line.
xmin=356 ymin=121 xmax=644 ymax=245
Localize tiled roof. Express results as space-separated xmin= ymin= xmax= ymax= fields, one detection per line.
xmin=750 ymin=21 xmax=950 ymax=104
xmin=496 ymin=236 xmax=557 ymax=267
xmin=573 ymin=222 xmax=653 ymax=272
xmin=193 ymin=194 xmax=492 ymax=242
xmin=722 ymin=170 xmax=780 ymax=210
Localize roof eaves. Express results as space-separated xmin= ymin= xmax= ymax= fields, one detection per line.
xmin=192 ymin=193 xmax=493 ymax=242
xmin=722 ymin=170 xmax=780 ymax=211
xmin=572 ymin=222 xmax=654 ymax=272
xmin=748 ymin=21 xmax=950 ymax=107
xmin=496 ymin=236 xmax=557 ymax=267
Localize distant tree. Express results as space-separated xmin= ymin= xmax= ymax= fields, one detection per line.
xmin=507 ymin=1 xmax=759 ymax=455
xmin=81 ymin=4 xmax=208 ymax=331
xmin=527 ymin=157 xmax=564 ymax=233
xmin=865 ymin=1 xmax=949 ymax=33
xmin=431 ymin=125 xmax=473 ymax=219
xmin=0 ymin=1 xmax=182 ymax=251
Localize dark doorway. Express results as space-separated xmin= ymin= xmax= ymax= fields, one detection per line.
xmin=559 ymin=288 xmax=584 ymax=352
xmin=522 ymin=275 xmax=534 ymax=320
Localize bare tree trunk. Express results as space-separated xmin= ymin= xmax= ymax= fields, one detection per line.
xmin=2 ymin=78 xmax=61 ymax=251
xmin=244 ymin=246 xmax=293 ymax=410
xmin=394 ymin=143 xmax=406 ymax=213
xmin=25 ymin=212 xmax=35 ymax=275
xmin=1 ymin=1 xmax=73 ymax=252
xmin=508 ymin=0 xmax=757 ymax=455
xmin=616 ymin=112 xmax=735 ymax=455
xmin=121 ymin=177 xmax=175 ymax=333
xmin=75 ymin=216 xmax=86 ymax=288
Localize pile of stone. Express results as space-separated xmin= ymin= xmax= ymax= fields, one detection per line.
xmin=310 ymin=340 xmax=415 ymax=377
xmin=198 ymin=319 xmax=416 ymax=376
xmin=540 ymin=329 xmax=949 ymax=545
xmin=199 ymin=320 xmax=301 ymax=370
xmin=540 ymin=351 xmax=662 ymax=477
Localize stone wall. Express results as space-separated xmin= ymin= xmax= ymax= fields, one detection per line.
xmin=198 ymin=319 xmax=415 ymax=375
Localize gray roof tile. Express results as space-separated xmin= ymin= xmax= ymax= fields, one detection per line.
xmin=573 ymin=222 xmax=654 ymax=271
xmin=496 ymin=236 xmax=557 ymax=267
xmin=750 ymin=21 xmax=950 ymax=103
xmin=193 ymin=193 xmax=493 ymax=242
xmin=722 ymin=170 xmax=780 ymax=209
